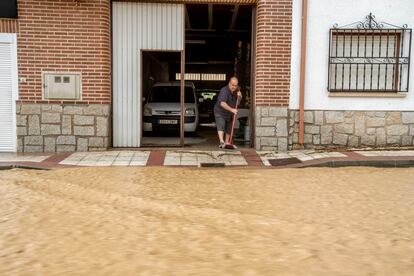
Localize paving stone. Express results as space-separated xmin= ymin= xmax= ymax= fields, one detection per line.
xmin=28 ymin=115 xmax=40 ymax=135
xmin=74 ymin=126 xmax=94 ymax=136
xmin=17 ymin=127 xmax=27 ymax=136
xmin=276 ymin=119 xmax=288 ymax=137
xmin=304 ymin=134 xmax=313 ymax=144
xmin=83 ymin=105 xmax=110 ymax=116
xmin=63 ymin=106 xmax=84 ymax=115
xmin=304 ymin=111 xmax=313 ymax=123
xmin=89 ymin=137 xmax=104 ymax=147
xmin=376 ymin=128 xmax=386 ymax=146
xmin=256 ymin=127 xmax=275 ymax=137
xmin=313 ymin=135 xmax=321 ymax=145
xmin=386 ymin=112 xmax=401 ymax=125
xmin=305 ymin=125 xmax=320 ymax=134
xmin=44 ymin=137 xmax=56 ymax=152
xmin=333 ymin=133 xmax=348 ymax=145
xmin=41 ymin=124 xmax=61 ymax=135
xmin=57 ymin=145 xmax=76 ymax=152
xmin=20 ymin=104 xmax=40 ymax=114
xmin=17 ymin=115 xmax=27 ymax=126
xmin=348 ymin=136 xmax=359 ymax=147
xmin=277 ymin=138 xmax=288 ymax=152
xmin=314 ymin=111 xmax=324 ymax=125
xmin=335 ymin=123 xmax=354 ymax=134
xmin=56 ymin=136 xmax=76 ymax=145
xmin=325 ymin=111 xmax=344 ymax=124
xmin=24 ymin=136 xmax=43 ymax=146
xmin=24 ymin=146 xmax=43 ymax=152
xmin=402 ymin=112 xmax=414 ymax=124
xmin=261 ymin=117 xmax=276 ymax=126
xmin=387 ymin=125 xmax=409 ymax=136
xmin=366 ymin=117 xmax=385 ymax=127
xmin=42 ymin=113 xmax=61 ymax=124
xmin=260 ymin=137 xmax=278 ymax=146
xmin=74 ymin=115 xmax=94 ymax=125
xmin=402 ymin=136 xmax=413 ymax=146
xmin=387 ymin=136 xmax=401 ymax=145
xmin=268 ymin=107 xmax=287 ymax=117
xmin=361 ymin=135 xmax=376 ymax=146
xmin=96 ymin=117 xmax=108 ymax=136
xmin=62 ymin=115 xmax=72 ymax=135
xmin=354 ymin=115 xmax=366 ymax=136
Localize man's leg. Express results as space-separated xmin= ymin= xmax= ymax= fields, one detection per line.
xmin=218 ymin=131 xmax=225 ymax=144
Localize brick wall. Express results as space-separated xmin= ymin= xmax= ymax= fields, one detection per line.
xmin=16 ymin=0 xmax=111 ymax=104
xmin=255 ymin=0 xmax=292 ymax=107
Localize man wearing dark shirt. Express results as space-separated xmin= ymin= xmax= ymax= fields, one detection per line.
xmin=214 ymin=77 xmax=242 ymax=148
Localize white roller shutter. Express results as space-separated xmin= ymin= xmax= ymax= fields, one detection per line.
xmin=112 ymin=2 xmax=184 ymax=147
xmin=0 ymin=33 xmax=18 ymax=152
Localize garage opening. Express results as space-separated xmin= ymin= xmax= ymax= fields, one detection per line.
xmin=184 ymin=4 xmax=254 ymax=148
xmin=141 ymin=51 xmax=186 ymax=147
xmin=139 ymin=4 xmax=254 ymax=149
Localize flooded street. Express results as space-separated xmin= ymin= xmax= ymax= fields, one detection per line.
xmin=1 ymin=167 xmax=414 ymax=275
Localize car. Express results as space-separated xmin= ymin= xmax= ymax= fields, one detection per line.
xmin=143 ymin=81 xmax=199 ymax=132
xmin=196 ymin=89 xmax=219 ymax=124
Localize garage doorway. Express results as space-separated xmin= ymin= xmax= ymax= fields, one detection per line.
xmin=184 ymin=4 xmax=254 ymax=149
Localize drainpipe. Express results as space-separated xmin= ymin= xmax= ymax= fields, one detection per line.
xmin=298 ymin=0 xmax=308 ymax=146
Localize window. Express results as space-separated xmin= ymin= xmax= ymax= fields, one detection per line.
xmin=328 ymin=14 xmax=411 ymax=93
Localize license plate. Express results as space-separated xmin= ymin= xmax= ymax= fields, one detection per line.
xmin=158 ymin=119 xmax=177 ymax=124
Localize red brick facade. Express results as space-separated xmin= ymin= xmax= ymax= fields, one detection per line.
xmin=255 ymin=0 xmax=292 ymax=106
xmin=16 ymin=0 xmax=111 ymax=104
xmin=6 ymin=0 xmax=292 ymax=107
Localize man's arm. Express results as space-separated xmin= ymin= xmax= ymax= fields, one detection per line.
xmin=220 ymin=101 xmax=237 ymax=114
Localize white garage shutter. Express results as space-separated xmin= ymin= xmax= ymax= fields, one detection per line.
xmin=0 ymin=34 xmax=18 ymax=152
xmin=112 ymin=2 xmax=184 ymax=147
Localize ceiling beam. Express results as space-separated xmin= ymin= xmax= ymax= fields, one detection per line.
xmin=229 ymin=5 xmax=239 ymax=31
xmin=208 ymin=4 xmax=213 ymax=30
xmin=185 ymin=6 xmax=191 ymax=30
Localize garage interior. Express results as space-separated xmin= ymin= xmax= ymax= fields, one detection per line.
xmin=141 ymin=4 xmax=253 ymax=148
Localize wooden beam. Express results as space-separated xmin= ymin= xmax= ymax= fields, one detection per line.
xmin=230 ymin=5 xmax=239 ymax=31
xmin=185 ymin=6 xmax=191 ymax=30
xmin=208 ymin=4 xmax=213 ymax=30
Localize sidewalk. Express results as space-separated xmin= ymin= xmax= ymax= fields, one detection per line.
xmin=1 ymin=149 xmax=414 ymax=170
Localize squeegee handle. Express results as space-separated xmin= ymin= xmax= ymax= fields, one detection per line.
xmin=228 ymin=95 xmax=241 ymax=144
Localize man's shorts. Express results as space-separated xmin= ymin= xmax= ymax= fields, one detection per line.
xmin=215 ymin=115 xmax=232 ymax=134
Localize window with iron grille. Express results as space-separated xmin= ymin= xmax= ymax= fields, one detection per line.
xmin=328 ymin=13 xmax=412 ymax=93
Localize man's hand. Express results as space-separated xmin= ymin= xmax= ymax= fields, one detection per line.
xmin=231 ymin=108 xmax=238 ymax=115
xmin=237 ymin=91 xmax=242 ymax=98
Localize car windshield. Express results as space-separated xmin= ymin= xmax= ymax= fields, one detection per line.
xmin=149 ymin=86 xmax=195 ymax=103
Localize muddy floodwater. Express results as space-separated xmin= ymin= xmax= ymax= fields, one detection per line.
xmin=1 ymin=167 xmax=414 ymax=275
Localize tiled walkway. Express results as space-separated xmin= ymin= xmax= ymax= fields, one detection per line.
xmin=1 ymin=148 xmax=414 ymax=169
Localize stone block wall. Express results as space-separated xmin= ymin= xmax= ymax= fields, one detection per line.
xmin=16 ymin=104 xmax=110 ymax=152
xmin=255 ymin=107 xmax=289 ymax=151
xmin=289 ymin=110 xmax=414 ymax=148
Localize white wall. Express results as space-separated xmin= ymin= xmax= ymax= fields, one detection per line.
xmin=289 ymin=0 xmax=414 ymax=110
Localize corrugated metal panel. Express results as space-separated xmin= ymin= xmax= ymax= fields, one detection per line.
xmin=112 ymin=2 xmax=184 ymax=147
xmin=0 ymin=34 xmax=18 ymax=152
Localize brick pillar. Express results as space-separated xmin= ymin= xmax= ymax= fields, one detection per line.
xmin=255 ymin=0 xmax=293 ymax=151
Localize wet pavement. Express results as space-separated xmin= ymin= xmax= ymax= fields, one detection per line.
xmin=1 ymin=166 xmax=413 ymax=275
xmin=1 ymin=149 xmax=414 ymax=169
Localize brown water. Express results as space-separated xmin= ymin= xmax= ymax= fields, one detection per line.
xmin=1 ymin=167 xmax=414 ymax=275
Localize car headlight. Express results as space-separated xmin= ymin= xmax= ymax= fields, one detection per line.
xmin=144 ymin=106 xmax=152 ymax=116
xmin=185 ymin=108 xmax=195 ymax=115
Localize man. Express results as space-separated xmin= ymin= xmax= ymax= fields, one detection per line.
xmin=213 ymin=77 xmax=242 ymax=148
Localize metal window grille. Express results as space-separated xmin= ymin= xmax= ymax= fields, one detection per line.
xmin=328 ymin=13 xmax=412 ymax=93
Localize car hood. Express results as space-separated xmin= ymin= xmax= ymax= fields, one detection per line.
xmin=145 ymin=102 xmax=197 ymax=112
